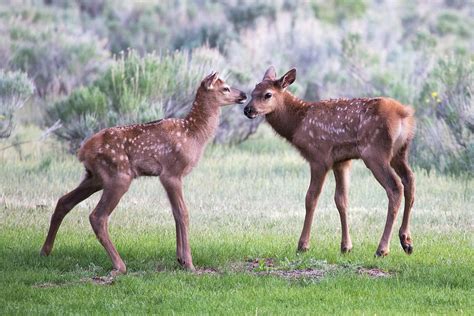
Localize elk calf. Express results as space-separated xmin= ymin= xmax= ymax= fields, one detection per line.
xmin=244 ymin=67 xmax=415 ymax=257
xmin=40 ymin=73 xmax=247 ymax=274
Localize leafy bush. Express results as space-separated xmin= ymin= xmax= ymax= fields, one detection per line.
xmin=82 ymin=1 xmax=232 ymax=54
xmin=0 ymin=70 xmax=34 ymax=138
xmin=435 ymin=11 xmax=472 ymax=38
xmin=1 ymin=4 xmax=109 ymax=98
xmin=311 ymin=0 xmax=367 ymax=24
xmin=226 ymin=2 xmax=276 ymax=31
xmin=414 ymin=55 xmax=473 ymax=176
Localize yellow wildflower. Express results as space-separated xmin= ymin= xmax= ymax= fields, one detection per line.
xmin=431 ymin=91 xmax=438 ymax=98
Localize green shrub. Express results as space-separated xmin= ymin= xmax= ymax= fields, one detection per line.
xmin=0 ymin=70 xmax=34 ymax=139
xmin=226 ymin=2 xmax=276 ymax=31
xmin=435 ymin=11 xmax=472 ymax=38
xmin=2 ymin=4 xmax=109 ymax=98
xmin=414 ymin=55 xmax=473 ymax=176
xmin=311 ymin=0 xmax=367 ymax=24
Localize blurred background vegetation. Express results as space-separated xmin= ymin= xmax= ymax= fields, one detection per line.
xmin=0 ymin=0 xmax=472 ymax=176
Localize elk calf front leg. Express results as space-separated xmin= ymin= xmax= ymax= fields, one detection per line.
xmin=298 ymin=164 xmax=328 ymax=252
xmin=333 ymin=161 xmax=353 ymax=253
xmin=160 ymin=176 xmax=194 ymax=271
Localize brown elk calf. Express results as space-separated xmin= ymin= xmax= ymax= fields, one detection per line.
xmin=244 ymin=67 xmax=415 ymax=257
xmin=40 ymin=72 xmax=247 ymax=274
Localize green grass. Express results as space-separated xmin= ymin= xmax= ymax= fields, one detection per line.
xmin=0 ymin=126 xmax=473 ymax=314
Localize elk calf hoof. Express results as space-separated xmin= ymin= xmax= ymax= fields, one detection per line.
xmin=181 ymin=263 xmax=196 ymax=272
xmin=399 ymin=234 xmax=413 ymax=255
xmin=341 ymin=245 xmax=352 ymax=254
xmin=401 ymin=243 xmax=413 ymax=255
xmin=297 ymin=242 xmax=310 ymax=253
xmin=39 ymin=246 xmax=51 ymax=257
xmin=375 ymin=249 xmax=389 ymax=257
xmin=177 ymin=258 xmax=195 ymax=271
xmin=109 ymin=268 xmax=126 ymax=277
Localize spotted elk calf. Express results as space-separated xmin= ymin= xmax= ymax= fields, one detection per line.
xmin=40 ymin=72 xmax=247 ymax=274
xmin=244 ymin=67 xmax=416 ymax=257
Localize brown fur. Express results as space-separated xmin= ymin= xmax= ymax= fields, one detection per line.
xmin=41 ymin=73 xmax=247 ymax=274
xmin=244 ymin=67 xmax=416 ymax=256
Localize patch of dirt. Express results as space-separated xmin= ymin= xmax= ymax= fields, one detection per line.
xmin=357 ymin=267 xmax=392 ymax=278
xmin=34 ymin=276 xmax=117 ymax=287
xmin=154 ymin=265 xmax=219 ymax=275
xmin=32 ymin=282 xmax=61 ymax=288
xmin=244 ymin=257 xmax=392 ymax=280
xmin=194 ymin=267 xmax=219 ymax=275
xmin=155 ymin=264 xmax=168 ymax=272
xmin=246 ymin=258 xmax=275 ymax=271
xmin=90 ymin=275 xmax=115 ymax=285
xmin=258 ymin=269 xmax=326 ymax=279
xmin=246 ymin=258 xmax=326 ymax=279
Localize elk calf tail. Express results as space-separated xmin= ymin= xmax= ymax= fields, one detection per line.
xmin=393 ymin=102 xmax=416 ymax=150
xmin=396 ymin=104 xmax=415 ymax=119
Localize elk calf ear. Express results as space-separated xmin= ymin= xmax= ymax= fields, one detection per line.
xmin=278 ymin=68 xmax=296 ymax=89
xmin=263 ymin=66 xmax=277 ymax=81
xmin=203 ymin=72 xmax=219 ymax=90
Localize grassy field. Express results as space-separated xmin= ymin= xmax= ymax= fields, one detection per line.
xmin=0 ymin=127 xmax=473 ymax=314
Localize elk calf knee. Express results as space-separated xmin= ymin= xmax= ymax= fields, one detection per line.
xmin=388 ymin=181 xmax=403 ymax=204
xmin=89 ymin=212 xmax=105 ymax=233
xmin=334 ymin=193 xmax=348 ymax=212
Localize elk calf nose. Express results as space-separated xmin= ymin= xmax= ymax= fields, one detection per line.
xmin=239 ymin=92 xmax=247 ymax=102
xmin=244 ymin=105 xmax=254 ymax=118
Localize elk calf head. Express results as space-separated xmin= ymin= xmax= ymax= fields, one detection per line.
xmin=244 ymin=67 xmax=296 ymax=118
xmin=202 ymin=72 xmax=247 ymax=106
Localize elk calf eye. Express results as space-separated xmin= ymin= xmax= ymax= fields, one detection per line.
xmin=264 ymin=92 xmax=272 ymax=99
xmin=223 ymin=87 xmax=230 ymax=92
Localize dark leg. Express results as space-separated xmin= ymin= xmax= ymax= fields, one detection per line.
xmin=160 ymin=175 xmax=194 ymax=270
xmin=40 ymin=172 xmax=101 ymax=256
xmin=297 ymin=163 xmax=328 ymax=252
xmin=363 ymin=155 xmax=403 ymax=257
xmin=333 ymin=161 xmax=353 ymax=253
xmin=89 ymin=174 xmax=131 ymax=275
xmin=391 ymin=145 xmax=415 ymax=254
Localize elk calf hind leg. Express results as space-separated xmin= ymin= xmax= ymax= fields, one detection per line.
xmin=40 ymin=174 xmax=101 ymax=256
xmin=333 ymin=161 xmax=353 ymax=253
xmin=363 ymin=156 xmax=403 ymax=257
xmin=89 ymin=176 xmax=131 ymax=275
xmin=391 ymin=150 xmax=415 ymax=255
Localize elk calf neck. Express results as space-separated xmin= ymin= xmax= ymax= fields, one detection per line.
xmin=40 ymin=72 xmax=247 ymax=274
xmin=244 ymin=67 xmax=415 ymax=257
